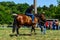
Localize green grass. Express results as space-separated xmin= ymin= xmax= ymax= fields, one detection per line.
xmin=0 ymin=27 xmax=60 ymax=40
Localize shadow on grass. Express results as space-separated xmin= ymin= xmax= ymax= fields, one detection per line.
xmin=9 ymin=34 xmax=32 ymax=37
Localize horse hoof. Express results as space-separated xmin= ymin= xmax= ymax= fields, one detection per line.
xmin=9 ymin=34 xmax=13 ymax=37
xmin=29 ymin=34 xmax=31 ymax=36
xmin=16 ymin=34 xmax=20 ymax=36
xmin=34 ymin=33 xmax=36 ymax=35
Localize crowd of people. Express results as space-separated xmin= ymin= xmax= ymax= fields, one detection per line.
xmin=45 ymin=19 xmax=59 ymax=30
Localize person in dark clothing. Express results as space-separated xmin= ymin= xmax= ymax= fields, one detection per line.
xmin=39 ymin=13 xmax=46 ymax=27
xmin=55 ymin=20 xmax=59 ymax=30
xmin=38 ymin=13 xmax=46 ymax=34
xmin=25 ymin=5 xmax=35 ymax=23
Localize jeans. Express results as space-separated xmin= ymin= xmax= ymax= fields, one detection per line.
xmin=25 ymin=13 xmax=34 ymax=22
xmin=39 ymin=24 xmax=46 ymax=34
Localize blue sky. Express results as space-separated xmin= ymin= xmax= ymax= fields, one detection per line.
xmin=0 ymin=0 xmax=58 ymax=7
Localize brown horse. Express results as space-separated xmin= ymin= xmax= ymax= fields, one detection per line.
xmin=12 ymin=14 xmax=38 ymax=35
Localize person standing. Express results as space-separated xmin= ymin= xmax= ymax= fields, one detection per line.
xmin=38 ymin=13 xmax=46 ymax=34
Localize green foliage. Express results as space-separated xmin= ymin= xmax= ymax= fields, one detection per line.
xmin=0 ymin=1 xmax=29 ymax=24
xmin=0 ymin=1 xmax=60 ymax=24
xmin=17 ymin=3 xmax=29 ymax=14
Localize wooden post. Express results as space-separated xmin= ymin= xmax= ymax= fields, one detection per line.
xmin=34 ymin=0 xmax=37 ymax=14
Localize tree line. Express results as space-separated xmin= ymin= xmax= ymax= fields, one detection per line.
xmin=0 ymin=1 xmax=60 ymax=24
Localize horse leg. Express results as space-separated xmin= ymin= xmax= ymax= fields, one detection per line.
xmin=33 ymin=26 xmax=36 ymax=35
xmin=16 ymin=27 xmax=19 ymax=36
xmin=12 ymin=25 xmax=16 ymax=33
xmin=12 ymin=22 xmax=16 ymax=33
xmin=31 ymin=26 xmax=33 ymax=34
xmin=31 ymin=26 xmax=36 ymax=35
xmin=16 ymin=25 xmax=20 ymax=36
xmin=16 ymin=28 xmax=19 ymax=34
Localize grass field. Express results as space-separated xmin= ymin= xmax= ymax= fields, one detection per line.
xmin=0 ymin=27 xmax=60 ymax=40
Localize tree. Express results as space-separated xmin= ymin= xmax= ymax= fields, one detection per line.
xmin=57 ymin=0 xmax=60 ymax=5
xmin=37 ymin=6 xmax=41 ymax=13
xmin=17 ymin=3 xmax=29 ymax=14
xmin=42 ymin=5 xmax=48 ymax=10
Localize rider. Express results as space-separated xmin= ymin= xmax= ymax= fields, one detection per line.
xmin=25 ymin=5 xmax=35 ymax=23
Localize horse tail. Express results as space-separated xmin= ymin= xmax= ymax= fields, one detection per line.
xmin=12 ymin=16 xmax=17 ymax=33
